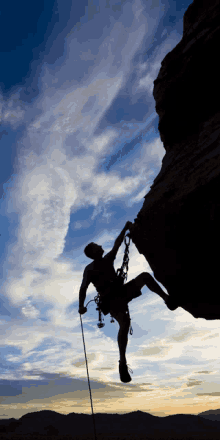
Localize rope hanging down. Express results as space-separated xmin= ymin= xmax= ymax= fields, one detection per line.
xmin=80 ymin=314 xmax=97 ymax=440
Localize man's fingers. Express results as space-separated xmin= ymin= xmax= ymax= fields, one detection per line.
xmin=78 ymin=307 xmax=87 ymax=315
xmin=126 ymin=222 xmax=134 ymax=231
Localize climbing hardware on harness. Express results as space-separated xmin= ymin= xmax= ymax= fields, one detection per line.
xmin=85 ymin=234 xmax=133 ymax=335
xmin=116 ymin=233 xmax=131 ymax=283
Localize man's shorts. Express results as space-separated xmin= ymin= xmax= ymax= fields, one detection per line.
xmin=99 ymin=278 xmax=142 ymax=316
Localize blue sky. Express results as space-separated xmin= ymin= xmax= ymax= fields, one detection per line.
xmin=1 ymin=0 xmax=219 ymax=420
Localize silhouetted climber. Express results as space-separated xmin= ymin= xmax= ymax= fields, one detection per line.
xmin=78 ymin=221 xmax=170 ymax=383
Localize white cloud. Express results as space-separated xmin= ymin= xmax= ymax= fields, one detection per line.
xmin=6 ymin=259 xmax=81 ymax=307
xmin=136 ymin=32 xmax=182 ymax=94
xmin=21 ymin=300 xmax=40 ymax=319
xmin=0 ymin=91 xmax=26 ymax=127
xmin=131 ymin=138 xmax=165 ymax=173
xmin=130 ymin=185 xmax=151 ymax=204
xmin=147 ymin=138 xmax=166 ymax=162
xmin=32 ymin=76 xmax=123 ymax=138
xmin=73 ymin=220 xmax=90 ymax=230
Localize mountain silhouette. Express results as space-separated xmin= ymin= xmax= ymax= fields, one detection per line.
xmin=197 ymin=409 xmax=220 ymax=423
xmin=0 ymin=409 xmax=220 ymax=437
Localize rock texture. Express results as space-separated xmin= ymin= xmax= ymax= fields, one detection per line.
xmin=130 ymin=0 xmax=220 ymax=319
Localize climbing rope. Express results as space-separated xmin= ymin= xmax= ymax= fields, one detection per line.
xmin=80 ymin=313 xmax=97 ymax=440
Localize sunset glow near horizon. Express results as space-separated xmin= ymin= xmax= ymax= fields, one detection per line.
xmin=1 ymin=0 xmax=220 ymax=421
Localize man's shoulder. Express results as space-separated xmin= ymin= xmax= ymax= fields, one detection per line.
xmin=85 ymin=262 xmax=94 ymax=272
xmin=103 ymin=249 xmax=116 ymax=261
xmin=82 ymin=263 xmax=94 ymax=285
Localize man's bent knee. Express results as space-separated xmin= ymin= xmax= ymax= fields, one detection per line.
xmin=120 ymin=317 xmax=130 ymax=330
xmin=133 ymin=272 xmax=151 ymax=289
xmin=111 ymin=310 xmax=130 ymax=328
xmin=120 ymin=312 xmax=130 ymax=327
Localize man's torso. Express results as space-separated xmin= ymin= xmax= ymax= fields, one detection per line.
xmin=87 ymin=252 xmax=117 ymax=296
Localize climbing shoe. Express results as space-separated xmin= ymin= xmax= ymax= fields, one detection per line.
xmin=119 ymin=361 xmax=133 ymax=383
xmin=165 ymin=296 xmax=179 ymax=311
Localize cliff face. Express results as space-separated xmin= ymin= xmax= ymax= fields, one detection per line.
xmin=130 ymin=0 xmax=220 ymax=319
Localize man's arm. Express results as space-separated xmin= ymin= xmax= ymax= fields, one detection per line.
xmin=108 ymin=221 xmax=132 ymax=260
xmin=78 ymin=267 xmax=91 ymax=313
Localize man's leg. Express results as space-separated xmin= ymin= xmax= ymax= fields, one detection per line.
xmin=128 ymin=272 xmax=178 ymax=310
xmin=132 ymin=272 xmax=168 ymax=301
xmin=110 ymin=308 xmax=130 ymax=363
xmin=110 ymin=307 xmax=132 ymax=383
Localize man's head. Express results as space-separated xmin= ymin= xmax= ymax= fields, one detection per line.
xmin=84 ymin=242 xmax=104 ymax=260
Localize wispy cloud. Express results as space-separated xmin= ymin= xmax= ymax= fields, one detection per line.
xmin=0 ymin=91 xmax=26 ymax=128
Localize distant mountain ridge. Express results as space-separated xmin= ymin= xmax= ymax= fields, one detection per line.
xmin=0 ymin=409 xmax=220 ymax=437
xmin=197 ymin=409 xmax=220 ymax=423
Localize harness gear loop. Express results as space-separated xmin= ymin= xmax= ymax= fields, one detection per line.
xmin=97 ymin=307 xmax=105 ymax=328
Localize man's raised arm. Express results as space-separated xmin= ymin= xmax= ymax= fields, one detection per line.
xmin=110 ymin=221 xmax=133 ymax=258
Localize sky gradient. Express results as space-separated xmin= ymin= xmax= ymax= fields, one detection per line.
xmin=1 ymin=0 xmax=220 ymax=421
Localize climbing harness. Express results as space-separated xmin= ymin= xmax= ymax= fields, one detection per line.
xmin=85 ymin=234 xmax=133 ymax=335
